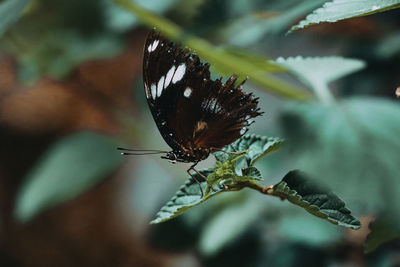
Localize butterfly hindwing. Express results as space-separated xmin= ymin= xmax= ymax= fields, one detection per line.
xmin=143 ymin=30 xmax=262 ymax=161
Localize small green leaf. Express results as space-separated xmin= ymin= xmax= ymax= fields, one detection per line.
xmin=364 ymin=215 xmax=400 ymax=253
xmin=0 ymin=0 xmax=30 ymax=37
xmin=272 ymin=170 xmax=361 ymax=229
xmin=214 ymin=134 xmax=285 ymax=166
xmin=14 ymin=131 xmax=123 ymax=223
xmin=290 ymin=0 xmax=400 ymax=32
xmin=150 ymin=169 xmax=221 ymax=224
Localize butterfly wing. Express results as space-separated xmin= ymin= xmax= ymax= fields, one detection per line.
xmin=143 ymin=30 xmax=262 ymax=158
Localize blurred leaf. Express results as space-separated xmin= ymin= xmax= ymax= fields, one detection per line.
xmin=272 ymin=171 xmax=361 ymax=229
xmin=199 ymin=198 xmax=262 ymax=256
xmin=290 ymin=0 xmax=400 ymax=32
xmin=375 ymin=32 xmax=400 ymax=59
xmin=278 ymin=213 xmax=343 ymax=246
xmin=274 ymin=56 xmax=365 ymax=103
xmin=280 ymin=97 xmax=400 ymax=218
xmin=275 ymin=56 xmax=365 ymax=89
xmin=18 ymin=31 xmax=123 ymax=81
xmin=365 ymin=215 xmax=400 ymax=253
xmin=0 ymin=0 xmax=30 ymax=37
xmin=14 ymin=131 xmax=123 ymax=223
xmin=151 ymin=134 xmax=284 ymax=224
xmin=223 ymin=0 xmax=326 ymax=46
xmin=1 ymin=0 xmax=124 ymax=82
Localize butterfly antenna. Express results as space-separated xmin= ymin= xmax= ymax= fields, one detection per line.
xmin=117 ymin=147 xmax=168 ymax=155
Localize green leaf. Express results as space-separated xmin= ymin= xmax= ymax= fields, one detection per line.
xmin=280 ymin=97 xmax=400 ymax=218
xmin=150 ymin=169 xmax=220 ymax=224
xmin=0 ymin=0 xmax=30 ymax=37
xmin=272 ymin=170 xmax=361 ymax=229
xmin=14 ymin=131 xmax=123 ymax=223
xmin=365 ymin=215 xmax=400 ymax=253
xmin=214 ymin=134 xmax=285 ymax=166
xmin=290 ymin=0 xmax=400 ymax=32
xmin=152 ymin=134 xmax=284 ymax=224
xmin=274 ymin=56 xmax=365 ymax=103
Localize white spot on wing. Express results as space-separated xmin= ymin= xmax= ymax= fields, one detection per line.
xmin=150 ymin=84 xmax=157 ymax=99
xmin=164 ymin=65 xmax=176 ymax=88
xmin=240 ymin=127 xmax=247 ymax=135
xmin=152 ymin=40 xmax=159 ymax=50
xmin=172 ymin=63 xmax=186 ymax=84
xmin=149 ymin=40 xmax=160 ymax=52
xmin=157 ymin=76 xmax=165 ymax=97
xmin=183 ymin=87 xmax=192 ymax=98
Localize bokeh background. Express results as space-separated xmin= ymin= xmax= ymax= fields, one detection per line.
xmin=0 ymin=0 xmax=399 ymax=266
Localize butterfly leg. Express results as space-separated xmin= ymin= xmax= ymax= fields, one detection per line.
xmin=187 ymin=163 xmax=216 ymax=198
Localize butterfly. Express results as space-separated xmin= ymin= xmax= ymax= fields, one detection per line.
xmin=119 ymin=30 xmax=262 ymax=194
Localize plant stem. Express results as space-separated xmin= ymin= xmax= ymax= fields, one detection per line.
xmin=227 ymin=180 xmax=283 ymax=199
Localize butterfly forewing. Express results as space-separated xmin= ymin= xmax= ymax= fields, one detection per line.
xmin=143 ymin=30 xmax=262 ymax=162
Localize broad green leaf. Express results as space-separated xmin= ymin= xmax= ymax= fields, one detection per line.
xmin=365 ymin=215 xmax=400 ymax=253
xmin=290 ymin=0 xmax=400 ymax=32
xmin=274 ymin=56 xmax=365 ymax=103
xmin=0 ymin=0 xmax=30 ymax=37
xmin=279 ymin=97 xmax=400 ymax=222
xmin=272 ymin=170 xmax=361 ymax=229
xmin=14 ymin=131 xmax=123 ymax=223
xmin=214 ymin=134 xmax=285 ymax=166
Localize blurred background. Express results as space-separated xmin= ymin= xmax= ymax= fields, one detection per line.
xmin=0 ymin=0 xmax=399 ymax=266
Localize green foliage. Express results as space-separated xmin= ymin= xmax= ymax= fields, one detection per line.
xmin=291 ymin=0 xmax=400 ymax=32
xmin=280 ymin=97 xmax=400 ymax=244
xmin=14 ymin=132 xmax=123 ymax=223
xmin=151 ymin=134 xmax=284 ymax=224
xmin=1 ymin=0 xmax=124 ymax=82
xmin=0 ymin=0 xmax=30 ymax=37
xmin=272 ymin=170 xmax=361 ymax=229
xmin=152 ymin=135 xmax=360 ymax=230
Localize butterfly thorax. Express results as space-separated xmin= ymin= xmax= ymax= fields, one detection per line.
xmin=161 ymin=147 xmax=210 ymax=164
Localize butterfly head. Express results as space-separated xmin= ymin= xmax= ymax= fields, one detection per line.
xmin=161 ymin=151 xmax=179 ymax=164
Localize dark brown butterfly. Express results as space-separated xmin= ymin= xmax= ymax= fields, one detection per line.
xmin=119 ymin=30 xmax=262 ymax=192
